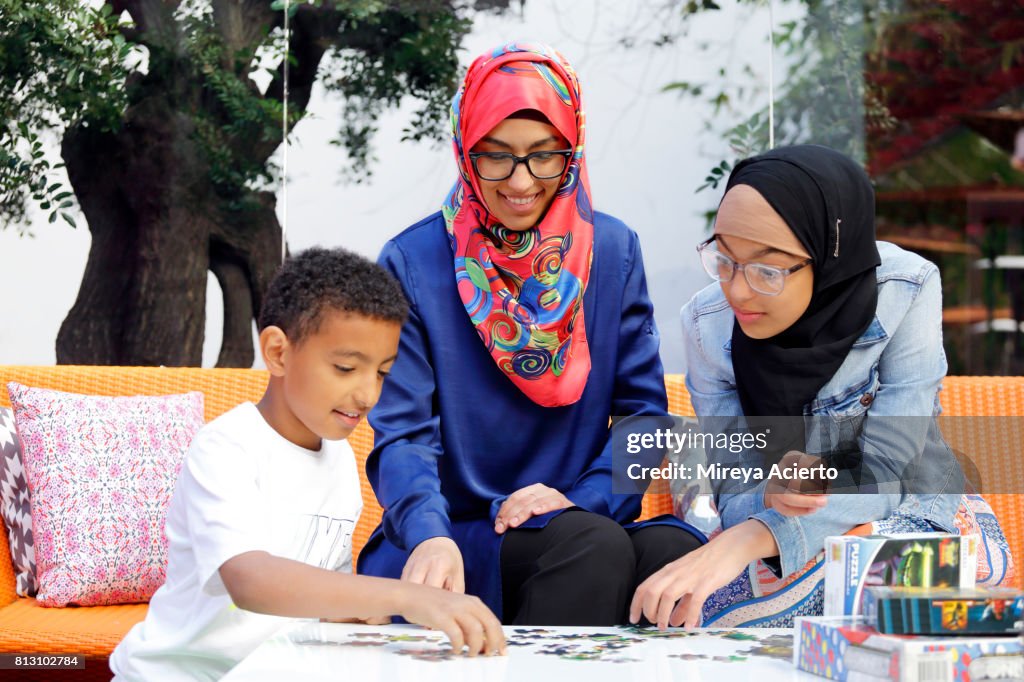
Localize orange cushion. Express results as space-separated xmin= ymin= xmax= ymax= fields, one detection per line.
xmin=0 ymin=599 xmax=147 ymax=656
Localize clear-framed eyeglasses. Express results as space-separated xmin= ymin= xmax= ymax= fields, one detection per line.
xmin=468 ymin=149 xmax=573 ymax=181
xmin=696 ymin=237 xmax=812 ymax=296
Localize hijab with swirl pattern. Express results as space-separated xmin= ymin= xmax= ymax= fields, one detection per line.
xmin=443 ymin=43 xmax=594 ymax=407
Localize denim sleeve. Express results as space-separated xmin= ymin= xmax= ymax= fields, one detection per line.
xmin=565 ymin=230 xmax=668 ymax=522
xmin=859 ymin=266 xmax=948 ymax=472
xmin=681 ymin=297 xmax=757 ymax=520
xmin=854 ymin=265 xmax=959 ymax=529
xmin=366 ymin=241 xmax=452 ymax=552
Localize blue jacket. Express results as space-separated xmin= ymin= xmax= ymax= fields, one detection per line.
xmin=360 ymin=211 xmax=702 ymax=613
xmin=680 ymin=241 xmax=962 ymax=578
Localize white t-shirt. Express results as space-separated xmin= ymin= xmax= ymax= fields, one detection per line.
xmin=110 ymin=403 xmax=362 ymax=681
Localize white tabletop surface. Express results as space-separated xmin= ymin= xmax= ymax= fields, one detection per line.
xmin=222 ymin=622 xmax=826 ymax=681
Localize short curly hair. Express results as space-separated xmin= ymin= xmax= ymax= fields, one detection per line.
xmin=258 ymin=247 xmax=408 ymax=343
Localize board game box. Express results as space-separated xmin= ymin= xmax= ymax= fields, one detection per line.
xmin=863 ymin=586 xmax=1024 ymax=636
xmin=794 ymin=615 xmax=1023 ymax=682
xmin=824 ymin=533 xmax=979 ymax=617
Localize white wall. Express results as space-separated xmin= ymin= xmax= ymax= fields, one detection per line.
xmin=0 ymin=0 xmax=802 ymax=373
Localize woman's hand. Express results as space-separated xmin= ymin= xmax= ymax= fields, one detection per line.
xmin=401 ymin=537 xmax=465 ymax=593
xmin=629 ymin=520 xmax=778 ymax=629
xmin=494 ymin=483 xmax=572 ymax=534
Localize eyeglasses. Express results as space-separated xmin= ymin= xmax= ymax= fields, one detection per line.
xmin=467 ymin=150 xmax=573 ymax=181
xmin=696 ymin=237 xmax=812 ymax=296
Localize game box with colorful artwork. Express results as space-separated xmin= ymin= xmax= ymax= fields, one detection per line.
xmin=794 ymin=615 xmax=1023 ymax=682
xmin=863 ymin=586 xmax=1023 ymax=636
xmin=824 ymin=533 xmax=979 ymax=617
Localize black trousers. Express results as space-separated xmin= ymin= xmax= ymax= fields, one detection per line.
xmin=499 ymin=509 xmax=702 ymax=625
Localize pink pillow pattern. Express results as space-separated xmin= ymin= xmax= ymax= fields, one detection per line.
xmin=7 ymin=383 xmax=204 ymax=607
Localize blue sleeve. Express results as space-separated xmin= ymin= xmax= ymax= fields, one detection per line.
xmin=564 ymin=230 xmax=668 ymax=522
xmin=366 ymin=240 xmax=452 ymax=552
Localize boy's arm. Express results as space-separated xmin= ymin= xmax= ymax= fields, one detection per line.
xmin=219 ymin=551 xmax=505 ymax=656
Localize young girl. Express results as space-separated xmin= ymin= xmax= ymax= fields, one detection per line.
xmin=631 ymin=144 xmax=972 ymax=628
xmin=359 ymin=43 xmax=703 ymax=625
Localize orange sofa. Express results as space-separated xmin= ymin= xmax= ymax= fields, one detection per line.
xmin=0 ymin=365 xmax=1021 ymax=680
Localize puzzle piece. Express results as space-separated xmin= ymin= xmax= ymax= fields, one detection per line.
xmin=392 ymin=647 xmax=458 ymax=662
xmin=617 ymin=625 xmax=695 ymax=638
xmin=742 ymin=634 xmax=793 ymax=661
xmin=721 ymin=631 xmax=759 ymax=641
xmin=668 ymin=653 xmax=710 ymax=661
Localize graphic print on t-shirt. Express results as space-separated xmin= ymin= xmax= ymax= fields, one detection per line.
xmin=292 ymin=515 xmax=356 ymax=570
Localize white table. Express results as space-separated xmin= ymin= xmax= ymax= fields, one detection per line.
xmin=222 ymin=622 xmax=826 ymax=681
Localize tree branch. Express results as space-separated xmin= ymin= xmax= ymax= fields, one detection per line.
xmin=211 ymin=0 xmax=276 ymax=66
xmin=109 ymin=0 xmax=184 ymax=53
xmin=233 ymin=6 xmax=343 ymax=165
xmin=264 ymin=5 xmax=343 ymax=112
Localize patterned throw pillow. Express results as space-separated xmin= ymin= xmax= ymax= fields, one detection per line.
xmin=7 ymin=383 xmax=204 ymax=607
xmin=0 ymin=406 xmax=36 ymax=596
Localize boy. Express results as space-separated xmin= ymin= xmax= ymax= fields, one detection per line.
xmin=111 ymin=248 xmax=505 ymax=681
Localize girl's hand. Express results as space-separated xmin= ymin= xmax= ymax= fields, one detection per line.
xmin=764 ymin=450 xmax=829 ymax=516
xmin=629 ymin=520 xmax=777 ymax=629
xmin=764 ymin=491 xmax=827 ymax=516
xmin=494 ymin=483 xmax=572 ymax=534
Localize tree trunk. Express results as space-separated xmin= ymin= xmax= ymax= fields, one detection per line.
xmin=56 ymin=94 xmax=282 ymax=367
xmin=210 ymin=190 xmax=283 ymax=368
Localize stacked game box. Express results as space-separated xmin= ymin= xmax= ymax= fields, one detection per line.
xmin=863 ymin=586 xmax=1023 ymax=636
xmin=793 ymin=616 xmax=1024 ymax=682
xmin=824 ymin=533 xmax=979 ymax=617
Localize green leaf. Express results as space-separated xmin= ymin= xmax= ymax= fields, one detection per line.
xmin=61 ymin=212 xmax=76 ymax=228
xmin=662 ymin=81 xmax=692 ymax=93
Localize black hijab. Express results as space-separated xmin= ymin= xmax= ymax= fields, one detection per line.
xmin=725 ymin=145 xmax=881 ymax=418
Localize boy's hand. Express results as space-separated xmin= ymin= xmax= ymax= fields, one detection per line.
xmin=320 ymin=616 xmax=392 ymax=625
xmin=400 ymin=586 xmax=506 ymax=657
xmin=402 ymin=537 xmax=465 ymax=593
xmin=494 ymin=483 xmax=572 ymax=533
xmin=763 ymin=450 xmax=828 ymax=517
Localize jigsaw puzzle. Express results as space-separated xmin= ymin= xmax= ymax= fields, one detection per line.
xmin=295 ymin=625 xmax=794 ymax=664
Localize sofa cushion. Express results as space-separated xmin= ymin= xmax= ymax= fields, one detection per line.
xmin=0 ymin=598 xmax=147 ymax=656
xmin=8 ymin=383 xmax=204 ymax=607
xmin=0 ymin=406 xmax=35 ymax=597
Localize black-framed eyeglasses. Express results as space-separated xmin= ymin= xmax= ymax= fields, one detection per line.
xmin=468 ymin=149 xmax=573 ymax=181
xmin=696 ymin=237 xmax=812 ymax=296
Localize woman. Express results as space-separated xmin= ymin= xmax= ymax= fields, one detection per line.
xmin=631 ymin=144 xmax=972 ymax=629
xmin=358 ymin=42 xmax=704 ymax=625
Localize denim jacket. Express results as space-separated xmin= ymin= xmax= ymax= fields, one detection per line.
xmin=680 ymin=241 xmax=962 ymax=578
